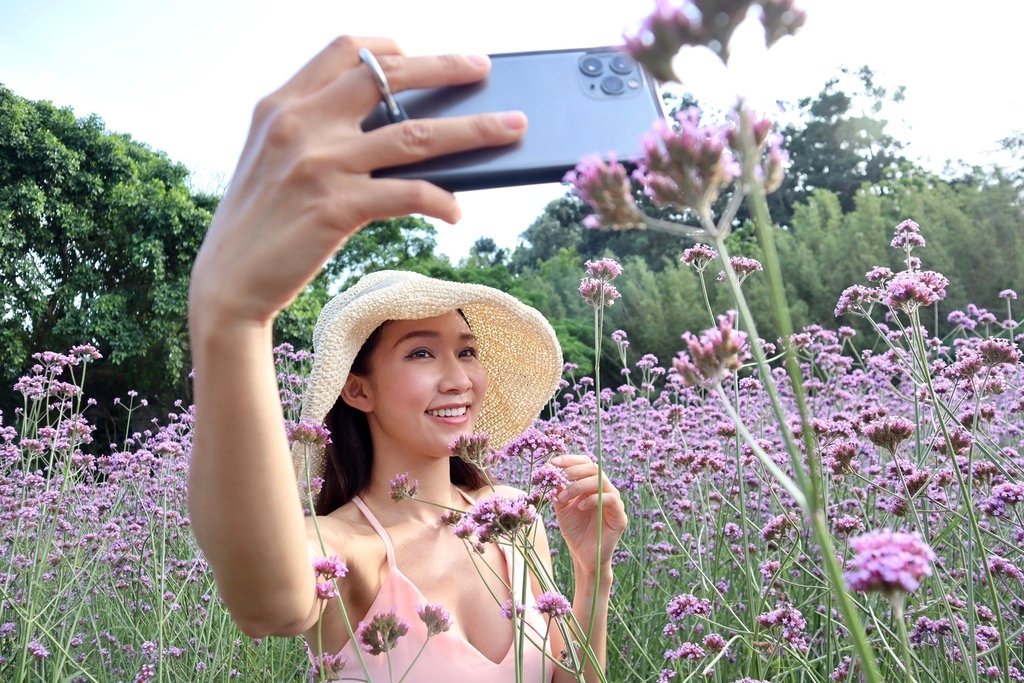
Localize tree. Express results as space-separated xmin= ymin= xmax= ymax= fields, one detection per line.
xmin=322 ymin=215 xmax=444 ymax=290
xmin=0 ymin=85 xmax=214 ymax=434
xmin=767 ymin=66 xmax=908 ymax=228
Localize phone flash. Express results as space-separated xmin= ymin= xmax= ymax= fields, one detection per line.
xmin=627 ymin=79 xmax=641 ymax=89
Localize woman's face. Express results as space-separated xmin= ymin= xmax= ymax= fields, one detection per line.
xmin=347 ymin=310 xmax=488 ymax=459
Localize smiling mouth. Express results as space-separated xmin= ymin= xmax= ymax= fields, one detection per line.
xmin=426 ymin=407 xmax=468 ymax=418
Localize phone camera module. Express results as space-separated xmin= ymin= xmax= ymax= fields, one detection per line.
xmin=579 ymin=56 xmax=603 ymax=77
xmin=600 ymin=75 xmax=625 ymax=96
xmin=609 ymin=54 xmax=634 ymax=75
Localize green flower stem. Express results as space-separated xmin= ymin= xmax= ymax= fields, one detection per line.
xmin=712 ymin=384 xmax=805 ymax=509
xmin=892 ymin=598 xmax=919 ymax=683
xmin=304 ymin=446 xmax=372 ymax=681
xmin=738 ymin=103 xmax=883 ymax=683
xmin=696 ymin=268 xmax=716 ymax=327
xmin=587 ymin=299 xmax=605 ymax=647
xmin=908 ymin=314 xmax=1009 ymax=683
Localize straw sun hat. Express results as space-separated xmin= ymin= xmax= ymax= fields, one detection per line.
xmin=291 ymin=269 xmax=564 ymax=487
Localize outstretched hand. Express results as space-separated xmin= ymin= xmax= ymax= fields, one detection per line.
xmin=188 ymin=36 xmax=528 ymax=329
xmin=549 ymin=454 xmax=628 ymax=577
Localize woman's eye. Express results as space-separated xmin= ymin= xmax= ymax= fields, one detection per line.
xmin=461 ymin=347 xmax=479 ymax=358
xmin=407 ymin=349 xmax=432 ymax=359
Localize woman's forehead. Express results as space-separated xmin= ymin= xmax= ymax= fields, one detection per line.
xmin=381 ymin=310 xmax=474 ymax=340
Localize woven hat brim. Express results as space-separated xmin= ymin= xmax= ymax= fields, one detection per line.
xmin=291 ymin=270 xmax=563 ymax=489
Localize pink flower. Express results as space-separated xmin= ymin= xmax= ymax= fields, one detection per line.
xmin=863 ymin=416 xmax=915 ymax=453
xmin=680 ymin=244 xmax=719 ymax=271
xmin=834 ymin=284 xmax=880 ymax=317
xmin=286 ymin=419 xmax=331 ymax=448
xmin=417 ymin=603 xmax=452 ymax=637
xmin=535 ymin=592 xmax=572 ymax=619
xmin=672 ymin=311 xmax=748 ymax=387
xmin=357 ymin=610 xmax=409 ymax=655
xmin=635 ymin=108 xmax=740 ymax=220
xmin=891 ymin=218 xmax=926 ymax=251
xmin=563 ymin=155 xmax=645 ymax=230
xmin=844 ymin=529 xmax=935 ymax=595
xmin=585 ymin=257 xmax=624 ymax=281
xmin=883 ymin=270 xmax=948 ymax=313
xmin=666 ymin=593 xmax=711 ymax=621
xmin=579 ymin=278 xmax=621 ymax=309
xmin=389 ymin=473 xmax=419 ymax=502
xmin=313 ymin=556 xmax=348 ymax=581
xmin=449 ymin=433 xmax=493 ymax=469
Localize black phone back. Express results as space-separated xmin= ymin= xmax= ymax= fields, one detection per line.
xmin=360 ymin=47 xmax=666 ymax=192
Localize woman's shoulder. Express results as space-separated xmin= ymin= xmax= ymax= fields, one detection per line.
xmin=306 ymin=499 xmax=385 ymax=566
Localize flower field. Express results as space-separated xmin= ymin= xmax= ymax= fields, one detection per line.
xmin=3 ymin=214 xmax=1023 ymax=681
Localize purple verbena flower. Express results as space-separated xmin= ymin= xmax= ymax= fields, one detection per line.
xmin=844 ymin=529 xmax=935 ymax=595
xmin=417 ymin=603 xmax=452 ymax=637
xmin=313 ymin=555 xmax=348 ymax=581
xmin=672 ymin=311 xmax=748 ymax=387
xmin=666 ymin=593 xmax=712 ymax=621
xmin=286 ymin=419 xmax=331 ymax=448
xmin=891 ymin=218 xmax=926 ymax=251
xmin=563 ymin=155 xmax=645 ymax=230
xmin=357 ymin=610 xmax=410 ymax=655
xmin=883 ymin=270 xmax=948 ymax=313
xmin=635 ymin=108 xmax=740 ymax=221
xmin=579 ymin=278 xmax=622 ymax=309
xmin=585 ymin=257 xmax=624 ymax=281
xmin=449 ymin=433 xmax=493 ymax=470
xmin=863 ymin=416 xmax=915 ymax=453
xmin=680 ymin=244 xmax=719 ymax=271
xmin=389 ymin=473 xmax=419 ymax=502
xmin=535 ymin=592 xmax=572 ymax=619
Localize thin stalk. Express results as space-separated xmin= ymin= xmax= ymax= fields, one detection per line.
xmin=737 ymin=103 xmax=882 ymax=683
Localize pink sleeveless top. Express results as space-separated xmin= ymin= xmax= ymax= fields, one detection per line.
xmin=326 ymin=491 xmax=554 ymax=682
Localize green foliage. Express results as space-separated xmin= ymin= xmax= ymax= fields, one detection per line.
xmin=0 ymin=85 xmax=214 ymax=427
xmin=766 ymin=66 xmax=907 ymax=228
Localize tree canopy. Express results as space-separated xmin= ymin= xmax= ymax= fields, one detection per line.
xmin=0 ymin=85 xmax=214 ymax=433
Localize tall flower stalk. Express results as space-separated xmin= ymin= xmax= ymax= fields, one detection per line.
xmin=565 ymin=2 xmax=882 ymax=679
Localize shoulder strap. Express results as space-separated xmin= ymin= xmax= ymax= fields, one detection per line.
xmin=351 ymin=496 xmax=396 ymax=568
xmin=456 ymin=487 xmax=477 ymax=506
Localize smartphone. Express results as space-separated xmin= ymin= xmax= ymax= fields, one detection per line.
xmin=360 ymin=47 xmax=667 ymax=193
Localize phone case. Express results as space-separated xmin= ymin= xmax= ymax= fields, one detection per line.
xmin=360 ymin=47 xmax=667 ymax=192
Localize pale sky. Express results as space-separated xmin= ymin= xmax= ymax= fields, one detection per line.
xmin=2 ymin=0 xmax=1021 ymax=260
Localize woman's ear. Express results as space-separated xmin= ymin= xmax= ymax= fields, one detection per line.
xmin=340 ymin=374 xmax=373 ymax=412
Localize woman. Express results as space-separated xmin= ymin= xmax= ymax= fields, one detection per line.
xmin=187 ymin=36 xmax=627 ymax=682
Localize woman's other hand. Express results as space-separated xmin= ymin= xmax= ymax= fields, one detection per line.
xmin=549 ymin=454 xmax=628 ymax=577
xmin=188 ymin=36 xmax=527 ymax=330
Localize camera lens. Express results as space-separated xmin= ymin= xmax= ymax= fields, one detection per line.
xmin=609 ymin=54 xmax=634 ymax=75
xmin=600 ymin=75 xmax=625 ymax=96
xmin=579 ymin=56 xmax=603 ymax=76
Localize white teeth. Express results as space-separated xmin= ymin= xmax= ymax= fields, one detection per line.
xmin=427 ymin=407 xmax=467 ymax=418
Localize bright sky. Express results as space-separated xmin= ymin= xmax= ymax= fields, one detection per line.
xmin=2 ymin=0 xmax=1021 ymax=260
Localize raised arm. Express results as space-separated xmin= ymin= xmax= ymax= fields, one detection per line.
xmin=186 ymin=35 xmax=527 ymax=637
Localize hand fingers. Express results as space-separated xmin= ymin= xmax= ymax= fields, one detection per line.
xmin=340 ymin=177 xmax=462 ymax=226
xmin=574 ymin=492 xmax=628 ymax=517
xmin=556 ymin=473 xmax=618 ymax=504
xmin=297 ymin=52 xmax=493 ymax=128
xmin=272 ymin=36 xmax=402 ymax=102
xmin=344 ymin=112 xmax=527 ymax=174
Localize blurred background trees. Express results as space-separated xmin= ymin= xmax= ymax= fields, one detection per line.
xmin=2 ymin=66 xmax=1021 ymax=437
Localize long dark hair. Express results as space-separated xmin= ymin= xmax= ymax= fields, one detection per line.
xmin=314 ymin=315 xmax=487 ymax=515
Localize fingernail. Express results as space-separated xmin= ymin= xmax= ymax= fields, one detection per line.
xmin=466 ymin=54 xmax=490 ymax=68
xmin=499 ymin=111 xmax=527 ymax=130
xmin=549 ymin=456 xmax=563 ymax=466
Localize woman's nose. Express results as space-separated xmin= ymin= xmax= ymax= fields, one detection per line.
xmin=438 ymin=355 xmax=473 ymax=393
